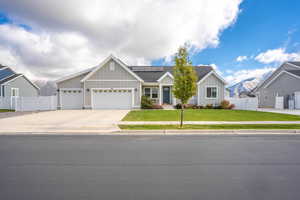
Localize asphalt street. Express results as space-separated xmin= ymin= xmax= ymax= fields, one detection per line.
xmin=1 ymin=135 xmax=300 ymax=200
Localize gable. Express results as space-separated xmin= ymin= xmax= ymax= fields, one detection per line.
xmin=199 ymin=73 xmax=224 ymax=86
xmin=159 ymin=75 xmax=173 ymax=84
xmin=257 ymin=62 xmax=300 ymax=90
xmin=87 ymin=58 xmax=137 ymax=81
xmin=81 ymin=55 xmax=143 ymax=82
xmin=264 ymin=71 xmax=300 ymax=89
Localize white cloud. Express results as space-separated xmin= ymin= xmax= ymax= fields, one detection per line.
xmin=225 ymin=67 xmax=275 ymax=85
xmin=0 ymin=0 xmax=243 ymax=79
xmin=236 ymin=55 xmax=248 ymax=62
xmin=255 ymin=48 xmax=300 ymax=64
xmin=210 ymin=63 xmax=223 ymax=75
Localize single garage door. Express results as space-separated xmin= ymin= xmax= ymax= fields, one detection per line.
xmin=92 ymin=88 xmax=133 ymax=109
xmin=60 ymin=88 xmax=83 ymax=109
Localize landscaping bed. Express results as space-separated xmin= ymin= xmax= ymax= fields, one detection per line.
xmin=119 ymin=124 xmax=300 ymax=130
xmin=123 ymin=109 xmax=300 ymax=121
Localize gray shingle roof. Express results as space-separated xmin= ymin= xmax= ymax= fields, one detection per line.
xmin=288 ymin=61 xmax=300 ymax=67
xmin=128 ymin=66 xmax=213 ymax=82
xmin=287 ymin=70 xmax=300 ymax=77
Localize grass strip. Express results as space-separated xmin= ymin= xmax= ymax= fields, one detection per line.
xmin=119 ymin=124 xmax=300 ymax=130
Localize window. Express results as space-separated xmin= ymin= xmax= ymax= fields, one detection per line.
xmin=109 ymin=61 xmax=115 ymax=71
xmin=144 ymin=88 xmax=151 ymax=97
xmin=206 ymin=87 xmax=217 ymax=98
xmin=11 ymin=88 xmax=19 ymax=97
xmin=151 ymin=88 xmax=158 ymax=98
xmin=144 ymin=87 xmax=158 ymax=99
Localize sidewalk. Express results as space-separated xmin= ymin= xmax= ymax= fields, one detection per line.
xmin=119 ymin=121 xmax=300 ymax=125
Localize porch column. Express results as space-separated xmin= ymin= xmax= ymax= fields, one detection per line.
xmin=159 ymin=84 xmax=162 ymax=105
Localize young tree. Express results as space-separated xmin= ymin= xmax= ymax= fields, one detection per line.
xmin=173 ymin=47 xmax=197 ymax=127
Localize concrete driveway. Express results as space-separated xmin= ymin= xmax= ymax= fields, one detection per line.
xmin=0 ymin=110 xmax=129 ymax=133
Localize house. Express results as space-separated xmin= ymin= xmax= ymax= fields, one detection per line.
xmin=56 ymin=55 xmax=226 ymax=110
xmin=0 ymin=65 xmax=39 ymax=99
xmin=255 ymin=61 xmax=300 ymax=108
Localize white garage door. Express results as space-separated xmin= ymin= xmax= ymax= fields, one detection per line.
xmin=61 ymin=88 xmax=83 ymax=109
xmin=92 ymin=88 xmax=133 ymax=109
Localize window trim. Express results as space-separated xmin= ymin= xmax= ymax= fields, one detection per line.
xmin=144 ymin=87 xmax=159 ymax=99
xmin=11 ymin=88 xmax=19 ymax=97
xmin=205 ymin=86 xmax=218 ymax=99
xmin=109 ymin=61 xmax=115 ymax=71
xmin=0 ymin=85 xmax=4 ymax=97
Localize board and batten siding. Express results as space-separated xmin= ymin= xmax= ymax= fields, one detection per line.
xmin=84 ymin=59 xmax=142 ymax=108
xmin=159 ymin=75 xmax=173 ymax=84
xmin=258 ymin=63 xmax=299 ymax=89
xmin=4 ymin=76 xmax=39 ymax=97
xmin=88 ymin=59 xmax=136 ymax=81
xmin=258 ymin=72 xmax=300 ymax=108
xmin=198 ymin=73 xmax=224 ymax=106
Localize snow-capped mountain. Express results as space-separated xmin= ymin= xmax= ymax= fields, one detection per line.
xmin=228 ymin=71 xmax=273 ymax=97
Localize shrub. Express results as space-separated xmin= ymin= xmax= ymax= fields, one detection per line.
xmin=228 ymin=104 xmax=235 ymax=110
xmin=213 ymin=105 xmax=222 ymax=109
xmin=198 ymin=105 xmax=204 ymax=109
xmin=185 ymin=104 xmax=196 ymax=109
xmin=205 ymin=104 xmax=213 ymax=109
xmin=152 ymin=104 xmax=163 ymax=109
xmin=141 ymin=95 xmax=153 ymax=109
xmin=220 ymin=100 xmax=230 ymax=109
xmin=174 ymin=103 xmax=182 ymax=109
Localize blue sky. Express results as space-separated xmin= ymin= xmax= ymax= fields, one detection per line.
xmin=154 ymin=0 xmax=300 ymax=77
xmin=0 ymin=0 xmax=299 ymax=83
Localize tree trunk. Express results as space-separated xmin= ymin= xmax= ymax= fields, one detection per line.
xmin=180 ymin=105 xmax=184 ymax=128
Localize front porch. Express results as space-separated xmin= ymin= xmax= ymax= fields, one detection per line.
xmin=142 ymin=85 xmax=176 ymax=106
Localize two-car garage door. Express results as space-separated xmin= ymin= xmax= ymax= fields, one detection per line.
xmin=92 ymin=88 xmax=133 ymax=109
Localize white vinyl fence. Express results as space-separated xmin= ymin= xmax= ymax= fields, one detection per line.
xmin=226 ymin=97 xmax=258 ymax=110
xmin=0 ymin=97 xmax=11 ymax=109
xmin=275 ymin=96 xmax=284 ymax=109
xmin=1 ymin=96 xmax=57 ymax=111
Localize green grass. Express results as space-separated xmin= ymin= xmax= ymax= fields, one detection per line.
xmin=119 ymin=124 xmax=300 ymax=130
xmin=122 ymin=109 xmax=300 ymax=121
xmin=0 ymin=109 xmax=14 ymax=113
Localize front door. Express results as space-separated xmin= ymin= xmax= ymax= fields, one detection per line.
xmin=163 ymin=86 xmax=171 ymax=104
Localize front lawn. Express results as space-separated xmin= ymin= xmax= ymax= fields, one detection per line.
xmin=0 ymin=109 xmax=14 ymax=113
xmin=122 ymin=109 xmax=300 ymax=121
xmin=119 ymin=124 xmax=300 ymax=130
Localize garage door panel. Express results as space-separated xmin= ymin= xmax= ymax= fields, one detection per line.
xmin=92 ymin=89 xmax=132 ymax=109
xmin=61 ymin=89 xmax=83 ymax=109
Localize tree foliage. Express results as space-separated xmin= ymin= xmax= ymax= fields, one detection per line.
xmin=172 ymin=46 xmax=197 ymax=127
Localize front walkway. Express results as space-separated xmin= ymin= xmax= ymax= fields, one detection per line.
xmin=258 ymin=108 xmax=300 ymax=116
xmin=119 ymin=121 xmax=300 ymax=125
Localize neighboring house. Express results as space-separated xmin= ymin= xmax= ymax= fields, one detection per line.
xmin=255 ymin=61 xmax=300 ymax=108
xmin=56 ymin=55 xmax=226 ymax=110
xmin=225 ymin=88 xmax=230 ymax=99
xmin=0 ymin=65 xmax=39 ymax=99
xmin=239 ymin=91 xmax=256 ymax=98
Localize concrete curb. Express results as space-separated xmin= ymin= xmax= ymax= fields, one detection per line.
xmin=1 ymin=129 xmax=300 ymax=135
